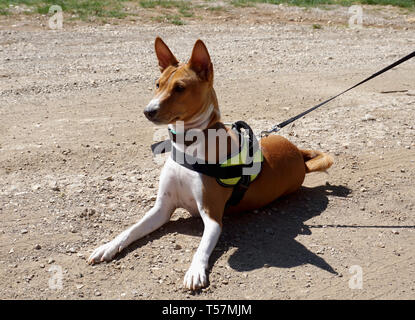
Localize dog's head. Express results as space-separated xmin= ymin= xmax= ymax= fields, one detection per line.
xmin=144 ymin=37 xmax=217 ymax=128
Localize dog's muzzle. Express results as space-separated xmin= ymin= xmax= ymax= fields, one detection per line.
xmin=144 ymin=106 xmax=158 ymax=121
xmin=144 ymin=98 xmax=160 ymax=121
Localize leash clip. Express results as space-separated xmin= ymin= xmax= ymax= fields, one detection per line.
xmin=260 ymin=124 xmax=281 ymax=137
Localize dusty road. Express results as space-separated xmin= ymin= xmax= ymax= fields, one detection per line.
xmin=0 ymin=4 xmax=414 ymax=299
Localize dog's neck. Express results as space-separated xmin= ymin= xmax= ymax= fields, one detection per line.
xmin=168 ymin=88 xmax=220 ymax=132
xmin=169 ymin=88 xmax=239 ymax=164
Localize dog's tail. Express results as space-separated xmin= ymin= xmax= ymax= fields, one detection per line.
xmin=301 ymin=149 xmax=334 ymax=173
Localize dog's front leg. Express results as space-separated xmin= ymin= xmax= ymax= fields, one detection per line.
xmin=183 ymin=213 xmax=222 ymax=290
xmin=88 ymin=199 xmax=174 ymax=264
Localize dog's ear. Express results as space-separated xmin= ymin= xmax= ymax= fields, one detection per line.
xmin=155 ymin=37 xmax=179 ymax=72
xmin=188 ymin=39 xmax=213 ymax=82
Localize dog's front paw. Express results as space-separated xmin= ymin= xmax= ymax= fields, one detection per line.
xmin=183 ymin=263 xmax=208 ymax=290
xmin=88 ymin=240 xmax=124 ymax=265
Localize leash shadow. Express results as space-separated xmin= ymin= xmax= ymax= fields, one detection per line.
xmin=212 ymin=183 xmax=351 ymax=275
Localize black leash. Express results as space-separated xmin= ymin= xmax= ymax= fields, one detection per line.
xmin=261 ymin=50 xmax=415 ymax=136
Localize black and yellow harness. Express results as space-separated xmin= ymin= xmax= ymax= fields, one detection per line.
xmin=151 ymin=121 xmax=263 ymax=207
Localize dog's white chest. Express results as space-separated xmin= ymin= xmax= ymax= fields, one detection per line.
xmin=160 ymin=157 xmax=203 ymax=216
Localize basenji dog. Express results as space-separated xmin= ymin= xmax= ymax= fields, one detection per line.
xmin=88 ymin=37 xmax=333 ymax=290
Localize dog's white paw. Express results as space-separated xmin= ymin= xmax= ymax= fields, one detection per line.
xmin=183 ymin=263 xmax=208 ymax=290
xmin=88 ymin=240 xmax=124 ymax=264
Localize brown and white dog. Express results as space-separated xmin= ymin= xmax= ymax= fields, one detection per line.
xmin=88 ymin=37 xmax=333 ymax=290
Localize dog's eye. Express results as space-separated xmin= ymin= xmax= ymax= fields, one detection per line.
xmin=174 ymin=85 xmax=185 ymax=93
xmin=156 ymin=82 xmax=160 ymax=89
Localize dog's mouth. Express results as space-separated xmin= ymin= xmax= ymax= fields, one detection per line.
xmin=145 ymin=114 xmax=181 ymax=126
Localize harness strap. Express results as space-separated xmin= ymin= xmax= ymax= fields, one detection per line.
xmin=151 ymin=139 xmax=171 ymax=154
xmin=170 ymin=122 xmax=258 ymax=179
xmin=168 ymin=121 xmax=261 ymax=207
xmin=171 ymin=145 xmax=254 ymax=179
xmin=225 ymin=174 xmax=251 ymax=208
xmin=151 ymin=127 xmax=194 ymax=154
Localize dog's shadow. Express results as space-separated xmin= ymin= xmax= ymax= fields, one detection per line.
xmin=216 ymin=184 xmax=351 ymax=274
xmin=119 ymin=183 xmax=350 ymax=277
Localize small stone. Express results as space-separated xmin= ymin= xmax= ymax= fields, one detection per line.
xmin=21 ymin=229 xmax=28 ymax=234
xmin=105 ymin=176 xmax=114 ymax=181
xmin=362 ymin=114 xmax=376 ymax=121
xmin=47 ymin=258 xmax=55 ymax=264
xmin=50 ymin=182 xmax=60 ymax=191
xmin=174 ymin=244 xmax=182 ymax=250
xmin=34 ymin=244 xmax=41 ymax=250
xmin=94 ymin=291 xmax=101 ymax=296
xmin=25 ymin=274 xmax=35 ymax=282
xmin=80 ymin=208 xmax=88 ymax=217
xmin=391 ymin=229 xmax=399 ymax=235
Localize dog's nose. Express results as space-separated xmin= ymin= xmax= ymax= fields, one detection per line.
xmin=144 ymin=106 xmax=158 ymax=120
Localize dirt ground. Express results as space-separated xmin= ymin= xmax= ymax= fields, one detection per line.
xmin=1 ymin=3 xmax=414 ymax=300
